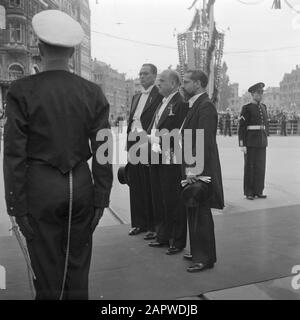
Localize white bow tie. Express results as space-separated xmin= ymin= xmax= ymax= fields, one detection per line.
xmin=142 ymin=89 xmax=151 ymax=95
xmin=162 ymin=97 xmax=168 ymax=104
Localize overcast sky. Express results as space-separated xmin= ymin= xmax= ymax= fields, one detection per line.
xmin=90 ymin=0 xmax=300 ymax=94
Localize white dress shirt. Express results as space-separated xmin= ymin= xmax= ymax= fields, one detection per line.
xmin=188 ymin=91 xmax=206 ymax=109
xmin=180 ymin=91 xmax=211 ymax=181
xmin=131 ymin=85 xmax=155 ymax=132
xmin=179 ymin=91 xmax=206 ymax=134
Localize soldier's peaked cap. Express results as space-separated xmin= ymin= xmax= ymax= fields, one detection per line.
xmin=248 ymin=82 xmax=265 ymax=93
xmin=32 ymin=10 xmax=84 ymax=48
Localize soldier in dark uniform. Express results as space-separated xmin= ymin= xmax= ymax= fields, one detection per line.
xmin=238 ymin=82 xmax=268 ymax=201
xmin=3 ymin=10 xmax=113 ymax=300
xmin=218 ymin=114 xmax=224 ymax=135
xmin=224 ymin=108 xmax=232 ymax=137
xmin=281 ymin=112 xmax=287 ymax=136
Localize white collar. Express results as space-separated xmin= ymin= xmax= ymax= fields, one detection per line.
xmin=162 ymin=91 xmax=178 ymax=104
xmin=188 ymin=92 xmax=206 ymax=108
xmin=141 ymin=85 xmax=155 ymax=95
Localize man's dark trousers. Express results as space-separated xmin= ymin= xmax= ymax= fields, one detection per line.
xmin=128 ymin=163 xmax=154 ymax=232
xmin=150 ymin=164 xmax=186 ymax=248
xmin=244 ymin=147 xmax=266 ymax=196
xmin=187 ymin=204 xmax=217 ymax=264
xmin=26 ymin=162 xmax=94 ymax=300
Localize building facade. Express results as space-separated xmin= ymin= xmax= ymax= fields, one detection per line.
xmin=91 ymin=58 xmax=127 ymax=121
xmin=55 ymin=0 xmax=91 ymax=80
xmin=0 ymin=0 xmax=91 ymax=108
xmin=280 ymin=65 xmax=300 ymax=112
xmin=124 ymin=78 xmax=142 ymax=117
xmin=263 ymin=87 xmax=281 ymax=112
xmin=240 ymin=91 xmax=252 ymax=108
xmin=228 ymin=83 xmax=240 ymax=112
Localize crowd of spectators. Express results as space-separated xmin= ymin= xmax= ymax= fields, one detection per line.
xmin=218 ymin=108 xmax=300 ymax=136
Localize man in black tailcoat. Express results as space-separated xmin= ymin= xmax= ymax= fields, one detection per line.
xmin=126 ymin=64 xmax=163 ymax=239
xmin=147 ymin=70 xmax=188 ymax=254
xmin=181 ymin=70 xmax=224 ymax=273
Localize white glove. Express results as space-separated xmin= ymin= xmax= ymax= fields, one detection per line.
xmin=240 ymin=147 xmax=247 ymax=154
xmin=149 ymin=134 xmax=160 ymax=145
xmin=152 ymin=143 xmax=162 ymax=153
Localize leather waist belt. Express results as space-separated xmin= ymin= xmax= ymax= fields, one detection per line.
xmin=27 ymin=159 xmax=87 ymax=172
xmin=247 ymin=125 xmax=266 ymax=130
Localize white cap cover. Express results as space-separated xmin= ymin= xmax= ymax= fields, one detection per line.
xmin=32 ymin=10 xmax=84 ymax=48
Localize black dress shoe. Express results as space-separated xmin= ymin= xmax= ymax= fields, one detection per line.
xmin=166 ymin=247 xmax=183 ymax=255
xmin=255 ymin=194 xmax=267 ymax=199
xmin=187 ymin=262 xmax=214 ymax=273
xmin=149 ymin=241 xmax=168 ymax=248
xmin=144 ymin=232 xmax=156 ymax=241
xmin=183 ymin=254 xmax=193 ymax=261
xmin=129 ymin=227 xmax=145 ymax=236
xmin=246 ymin=195 xmax=254 ymax=200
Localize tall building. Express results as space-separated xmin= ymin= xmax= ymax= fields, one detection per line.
xmin=263 ymin=87 xmax=281 ymax=111
xmin=228 ymin=83 xmax=240 ymax=111
xmin=0 ymin=0 xmax=91 ymax=108
xmin=240 ymin=91 xmax=252 ymax=107
xmin=55 ymin=0 xmax=91 ymax=80
xmin=91 ymin=58 xmax=127 ymax=121
xmin=125 ymin=78 xmax=143 ymax=117
xmin=280 ymin=65 xmax=300 ymax=112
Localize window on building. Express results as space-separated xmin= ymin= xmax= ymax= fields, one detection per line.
xmin=9 ymin=0 xmax=23 ymax=8
xmin=8 ymin=63 xmax=24 ymax=80
xmin=32 ymin=65 xmax=39 ymax=75
xmin=9 ymin=22 xmax=24 ymax=43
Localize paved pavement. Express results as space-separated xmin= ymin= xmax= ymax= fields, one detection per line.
xmin=1 ymin=135 xmax=300 ymax=236
xmin=110 ymin=135 xmax=300 ymax=223
xmin=1 ymin=204 xmax=300 ymax=300
xmin=0 ymin=134 xmax=300 ymax=300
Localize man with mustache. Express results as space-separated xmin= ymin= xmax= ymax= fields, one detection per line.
xmin=181 ymin=70 xmax=224 ymax=273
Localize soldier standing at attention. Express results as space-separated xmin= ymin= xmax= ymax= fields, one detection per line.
xmin=3 ymin=10 xmax=113 ymax=300
xmin=238 ymin=82 xmax=268 ymax=201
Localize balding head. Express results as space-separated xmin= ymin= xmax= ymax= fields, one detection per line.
xmin=158 ymin=69 xmax=181 ymax=97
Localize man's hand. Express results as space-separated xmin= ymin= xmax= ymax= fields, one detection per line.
xmin=186 ymin=174 xmax=198 ymax=185
xmin=91 ymin=208 xmax=104 ymax=233
xmin=148 ymin=134 xmax=160 ymax=145
xmin=240 ymin=147 xmax=247 ymax=154
xmin=15 ymin=215 xmax=35 ymax=241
